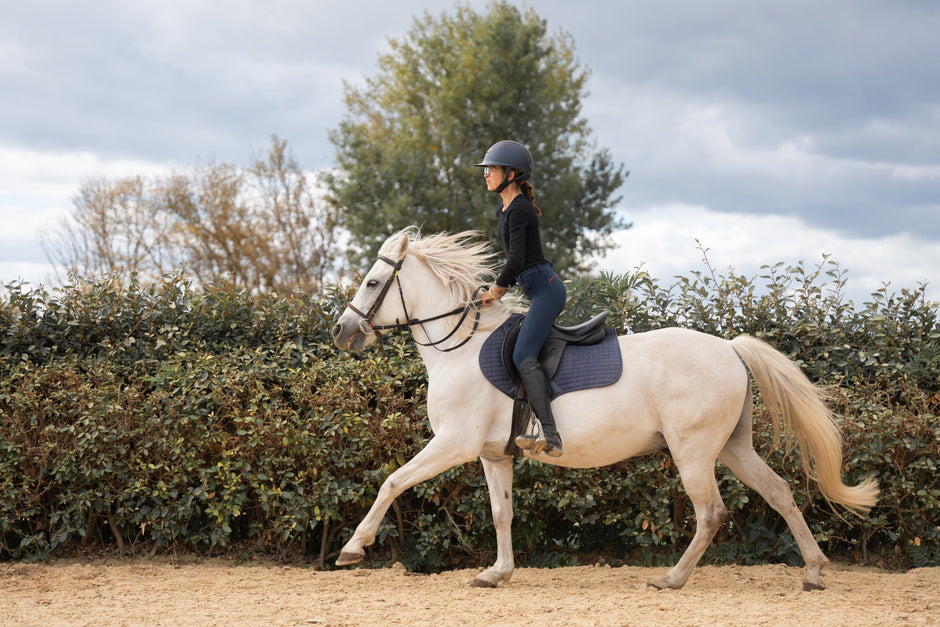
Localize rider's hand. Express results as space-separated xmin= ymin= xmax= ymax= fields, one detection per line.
xmin=481 ymin=285 xmax=507 ymax=306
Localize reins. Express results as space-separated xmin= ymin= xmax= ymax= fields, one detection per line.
xmin=347 ymin=254 xmax=484 ymax=353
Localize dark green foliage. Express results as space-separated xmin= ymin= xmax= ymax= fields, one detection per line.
xmin=1 ymin=257 xmax=937 ymax=570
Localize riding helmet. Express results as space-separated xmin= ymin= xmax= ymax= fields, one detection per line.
xmin=475 ymin=140 xmax=533 ymax=182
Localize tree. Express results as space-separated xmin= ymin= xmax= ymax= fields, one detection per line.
xmin=43 ymin=137 xmax=340 ymax=295
xmin=43 ymin=176 xmax=178 ymax=282
xmin=324 ymin=2 xmax=628 ymax=274
xmin=162 ymin=137 xmax=340 ymax=295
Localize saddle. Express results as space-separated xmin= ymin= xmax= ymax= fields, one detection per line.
xmin=501 ymin=311 xmax=609 ymax=395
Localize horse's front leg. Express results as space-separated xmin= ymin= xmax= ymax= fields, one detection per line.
xmin=336 ymin=434 xmax=479 ymax=566
xmin=471 ymin=455 xmax=515 ymax=588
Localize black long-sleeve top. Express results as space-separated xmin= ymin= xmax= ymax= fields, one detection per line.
xmin=495 ymin=194 xmax=549 ymax=288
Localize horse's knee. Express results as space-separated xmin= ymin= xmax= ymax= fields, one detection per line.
xmin=714 ymin=503 xmax=728 ymax=524
xmin=700 ymin=502 xmax=727 ymax=533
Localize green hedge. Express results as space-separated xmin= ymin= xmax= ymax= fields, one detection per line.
xmin=1 ymin=261 xmax=937 ymax=570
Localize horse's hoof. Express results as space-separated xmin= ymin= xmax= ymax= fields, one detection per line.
xmin=336 ymin=551 xmax=365 ymax=566
xmin=802 ymin=581 xmax=825 ymax=592
xmin=647 ymin=576 xmax=677 ymax=590
xmin=470 ymin=577 xmax=497 ymax=588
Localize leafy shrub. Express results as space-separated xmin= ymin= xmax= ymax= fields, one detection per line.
xmin=1 ymin=259 xmax=937 ymax=570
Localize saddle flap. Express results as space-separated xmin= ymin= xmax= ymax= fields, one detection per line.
xmin=500 ymin=317 xmax=526 ymax=385
xmin=539 ymin=337 xmax=566 ymax=382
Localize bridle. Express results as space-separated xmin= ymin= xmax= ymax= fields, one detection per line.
xmin=346 ymin=254 xmax=482 ymax=352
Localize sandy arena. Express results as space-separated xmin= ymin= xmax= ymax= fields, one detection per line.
xmin=1 ymin=559 xmax=937 ymax=626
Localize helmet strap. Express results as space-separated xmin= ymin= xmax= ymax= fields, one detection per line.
xmin=493 ymin=170 xmax=529 ymax=194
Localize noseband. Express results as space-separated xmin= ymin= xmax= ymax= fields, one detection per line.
xmin=346 ymin=254 xmax=482 ymax=352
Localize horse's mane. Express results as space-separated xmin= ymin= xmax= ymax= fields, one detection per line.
xmin=379 ymin=226 xmax=525 ymax=337
xmin=380 ymin=227 xmax=497 ymax=304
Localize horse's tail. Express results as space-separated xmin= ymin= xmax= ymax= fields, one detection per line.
xmin=730 ymin=335 xmax=879 ymax=514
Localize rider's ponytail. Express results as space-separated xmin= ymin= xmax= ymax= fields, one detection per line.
xmin=519 ymin=179 xmax=542 ymax=217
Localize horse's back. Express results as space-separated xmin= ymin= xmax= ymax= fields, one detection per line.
xmin=618 ymin=327 xmax=744 ymax=379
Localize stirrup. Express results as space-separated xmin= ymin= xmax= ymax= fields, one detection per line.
xmin=514 ymin=419 xmax=563 ymax=457
xmin=514 ymin=418 xmax=544 ymax=450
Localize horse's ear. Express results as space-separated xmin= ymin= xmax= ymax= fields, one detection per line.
xmin=396 ymin=232 xmax=410 ymax=256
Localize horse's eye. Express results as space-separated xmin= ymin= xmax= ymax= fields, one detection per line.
xmin=366 ymin=279 xmax=379 ymax=288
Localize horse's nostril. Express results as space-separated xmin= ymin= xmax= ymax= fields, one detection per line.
xmin=332 ymin=323 xmax=342 ymax=339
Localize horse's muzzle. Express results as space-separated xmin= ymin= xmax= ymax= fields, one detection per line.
xmin=332 ymin=312 xmax=373 ymax=351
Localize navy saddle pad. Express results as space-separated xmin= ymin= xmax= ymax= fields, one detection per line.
xmin=479 ymin=313 xmax=623 ymax=399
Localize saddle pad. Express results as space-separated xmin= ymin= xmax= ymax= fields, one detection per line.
xmin=479 ymin=314 xmax=623 ymax=399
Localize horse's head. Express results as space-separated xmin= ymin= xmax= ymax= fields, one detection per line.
xmin=332 ymin=232 xmax=412 ymax=351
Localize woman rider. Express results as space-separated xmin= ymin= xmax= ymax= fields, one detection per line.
xmin=477 ymin=140 xmax=567 ymax=457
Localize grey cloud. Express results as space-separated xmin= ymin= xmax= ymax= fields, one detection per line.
xmin=2 ymin=0 xmax=938 ymax=243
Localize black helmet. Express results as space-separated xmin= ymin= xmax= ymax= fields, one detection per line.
xmin=475 ymin=140 xmax=533 ymax=182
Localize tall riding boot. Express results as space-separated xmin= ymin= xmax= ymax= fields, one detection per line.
xmin=514 ymin=356 xmax=563 ymax=457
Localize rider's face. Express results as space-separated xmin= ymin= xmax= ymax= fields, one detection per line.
xmin=483 ymin=165 xmax=506 ymax=192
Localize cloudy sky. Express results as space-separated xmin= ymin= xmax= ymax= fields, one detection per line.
xmin=2 ymin=0 xmax=938 ymax=303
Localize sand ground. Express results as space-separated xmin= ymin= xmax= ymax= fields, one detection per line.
xmin=1 ymin=559 xmax=937 ymax=626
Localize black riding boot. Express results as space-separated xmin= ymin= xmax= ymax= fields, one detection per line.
xmin=514 ymin=356 xmax=563 ymax=457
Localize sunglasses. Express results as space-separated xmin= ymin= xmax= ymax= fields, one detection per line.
xmin=483 ymin=165 xmax=504 ymax=176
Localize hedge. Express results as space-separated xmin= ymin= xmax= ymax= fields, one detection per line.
xmin=1 ymin=260 xmax=937 ymax=571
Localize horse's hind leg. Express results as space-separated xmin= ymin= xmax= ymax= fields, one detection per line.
xmin=648 ymin=455 xmax=728 ymax=590
xmin=718 ymin=435 xmax=830 ymax=591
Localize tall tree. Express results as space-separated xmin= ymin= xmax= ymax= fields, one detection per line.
xmin=325 ymin=2 xmax=628 ymax=274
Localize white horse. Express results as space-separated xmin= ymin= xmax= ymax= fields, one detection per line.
xmin=330 ymin=228 xmax=879 ymax=591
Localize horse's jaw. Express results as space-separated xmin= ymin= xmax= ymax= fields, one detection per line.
xmin=334 ymin=333 xmax=371 ymax=352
